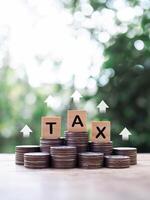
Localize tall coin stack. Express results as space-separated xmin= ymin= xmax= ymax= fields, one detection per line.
xmin=113 ymin=147 xmax=137 ymax=165
xmin=50 ymin=146 xmax=77 ymax=168
xmin=64 ymin=131 xmax=89 ymax=153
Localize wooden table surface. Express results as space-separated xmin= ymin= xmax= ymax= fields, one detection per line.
xmin=0 ymin=154 xmax=150 ymax=200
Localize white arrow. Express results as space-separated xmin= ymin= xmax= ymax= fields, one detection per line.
xmin=20 ymin=125 xmax=32 ymax=138
xmin=97 ymin=100 xmax=109 ymax=113
xmin=71 ymin=90 xmax=82 ymax=103
xmin=119 ymin=127 xmax=132 ymax=141
xmin=44 ymin=95 xmax=55 ymax=107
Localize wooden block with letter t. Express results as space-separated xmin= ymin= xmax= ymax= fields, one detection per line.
xmin=91 ymin=121 xmax=111 ymax=143
xmin=41 ymin=116 xmax=61 ymax=139
xmin=67 ymin=110 xmax=87 ymax=132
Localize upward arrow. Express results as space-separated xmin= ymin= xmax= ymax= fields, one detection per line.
xmin=44 ymin=95 xmax=54 ymax=107
xmin=71 ymin=90 xmax=82 ymax=103
xmin=119 ymin=127 xmax=132 ymax=141
xmin=97 ymin=100 xmax=109 ymax=113
xmin=20 ymin=125 xmax=32 ymax=138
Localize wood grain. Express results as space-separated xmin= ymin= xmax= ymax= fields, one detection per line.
xmin=67 ymin=110 xmax=87 ymax=132
xmin=41 ymin=116 xmax=61 ymax=139
xmin=0 ymin=154 xmax=149 ymax=200
xmin=91 ymin=121 xmax=111 ymax=143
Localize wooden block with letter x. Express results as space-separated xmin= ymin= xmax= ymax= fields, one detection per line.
xmin=91 ymin=121 xmax=111 ymax=143
xmin=41 ymin=116 xmax=61 ymax=139
xmin=67 ymin=110 xmax=87 ymax=132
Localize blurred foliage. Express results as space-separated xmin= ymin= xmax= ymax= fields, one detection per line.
xmin=0 ymin=65 xmax=76 ymax=152
xmin=0 ymin=66 xmax=47 ymax=152
xmin=0 ymin=0 xmax=150 ymax=152
xmin=67 ymin=0 xmax=150 ymax=152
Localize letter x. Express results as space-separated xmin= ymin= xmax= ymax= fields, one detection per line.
xmin=96 ymin=127 xmax=106 ymax=139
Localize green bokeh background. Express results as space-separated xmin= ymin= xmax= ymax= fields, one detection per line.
xmin=0 ymin=0 xmax=150 ymax=152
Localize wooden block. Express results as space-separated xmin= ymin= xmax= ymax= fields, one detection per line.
xmin=91 ymin=121 xmax=111 ymax=143
xmin=67 ymin=110 xmax=87 ymax=132
xmin=41 ymin=116 xmax=61 ymax=139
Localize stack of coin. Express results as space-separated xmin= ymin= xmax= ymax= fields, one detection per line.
xmin=91 ymin=142 xmax=113 ymax=155
xmin=15 ymin=145 xmax=40 ymax=165
xmin=105 ymin=155 xmax=130 ymax=168
xmin=78 ymin=152 xmax=104 ymax=169
xmin=113 ymin=147 xmax=137 ymax=165
xmin=24 ymin=152 xmax=50 ymax=169
xmin=64 ymin=131 xmax=89 ymax=153
xmin=40 ymin=138 xmax=61 ymax=153
xmin=51 ymin=146 xmax=77 ymax=169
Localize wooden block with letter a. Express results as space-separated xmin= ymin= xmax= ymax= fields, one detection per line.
xmin=67 ymin=110 xmax=87 ymax=132
xmin=41 ymin=116 xmax=61 ymax=139
xmin=91 ymin=121 xmax=111 ymax=143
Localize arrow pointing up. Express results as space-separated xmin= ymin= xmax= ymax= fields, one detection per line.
xmin=71 ymin=90 xmax=82 ymax=103
xmin=44 ymin=95 xmax=55 ymax=107
xmin=20 ymin=125 xmax=32 ymax=138
xmin=97 ymin=100 xmax=109 ymax=113
xmin=119 ymin=127 xmax=132 ymax=141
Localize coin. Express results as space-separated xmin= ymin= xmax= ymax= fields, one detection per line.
xmin=24 ymin=152 xmax=50 ymax=169
xmin=40 ymin=138 xmax=61 ymax=153
xmin=105 ymin=155 xmax=130 ymax=168
xmin=91 ymin=142 xmax=113 ymax=155
xmin=113 ymin=147 xmax=137 ymax=165
xmin=78 ymin=152 xmax=104 ymax=169
xmin=15 ymin=145 xmax=40 ymax=165
xmin=64 ymin=131 xmax=89 ymax=153
xmin=50 ymin=146 xmax=77 ymax=169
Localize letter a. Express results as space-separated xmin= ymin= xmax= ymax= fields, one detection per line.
xmin=72 ymin=115 xmax=84 ymax=127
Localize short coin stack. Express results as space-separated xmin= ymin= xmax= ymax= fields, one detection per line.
xmin=15 ymin=145 xmax=40 ymax=165
xmin=40 ymin=138 xmax=61 ymax=153
xmin=24 ymin=152 xmax=50 ymax=169
xmin=51 ymin=146 xmax=77 ymax=169
xmin=78 ymin=152 xmax=104 ymax=169
xmin=105 ymin=155 xmax=130 ymax=168
xmin=113 ymin=147 xmax=137 ymax=165
xmin=91 ymin=142 xmax=113 ymax=155
xmin=64 ymin=131 xmax=88 ymax=153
